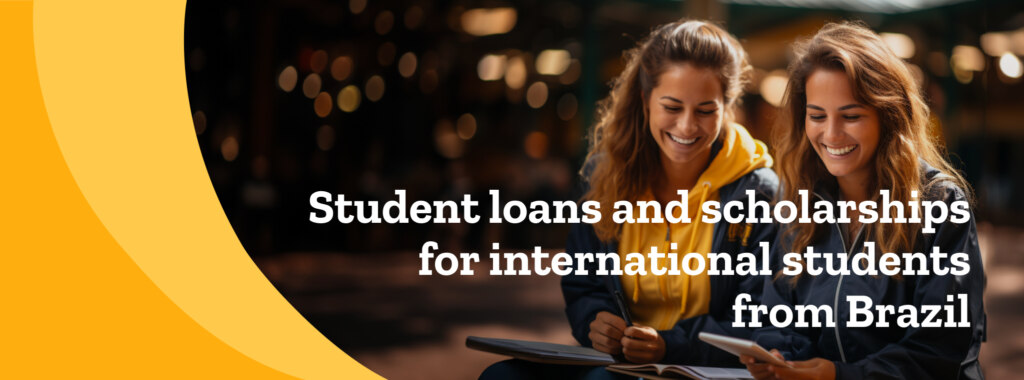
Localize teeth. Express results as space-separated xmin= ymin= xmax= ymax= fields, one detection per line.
xmin=825 ymin=144 xmax=856 ymax=156
xmin=668 ymin=134 xmax=697 ymax=145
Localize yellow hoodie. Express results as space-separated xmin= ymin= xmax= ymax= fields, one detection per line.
xmin=619 ymin=123 xmax=772 ymax=330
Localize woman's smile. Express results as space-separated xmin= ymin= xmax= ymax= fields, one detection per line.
xmin=666 ymin=132 xmax=699 ymax=146
xmin=822 ymin=143 xmax=858 ymax=157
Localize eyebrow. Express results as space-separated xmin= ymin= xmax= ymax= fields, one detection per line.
xmin=660 ymin=96 xmax=717 ymax=106
xmin=806 ymin=104 xmax=864 ymax=111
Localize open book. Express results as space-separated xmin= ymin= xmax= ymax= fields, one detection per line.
xmin=606 ymin=364 xmax=753 ymax=380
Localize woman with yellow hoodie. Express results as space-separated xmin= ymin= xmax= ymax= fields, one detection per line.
xmin=480 ymin=20 xmax=778 ymax=379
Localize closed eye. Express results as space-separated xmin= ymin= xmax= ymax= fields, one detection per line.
xmin=843 ymin=115 xmax=862 ymax=121
xmin=698 ymin=108 xmax=718 ymax=115
xmin=662 ymin=105 xmax=682 ymax=112
xmin=809 ymin=114 xmax=826 ymax=121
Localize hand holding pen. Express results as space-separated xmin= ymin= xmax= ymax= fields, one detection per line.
xmin=587 ymin=290 xmax=667 ymax=363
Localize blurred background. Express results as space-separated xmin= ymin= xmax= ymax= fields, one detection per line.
xmin=185 ymin=0 xmax=1024 ymax=378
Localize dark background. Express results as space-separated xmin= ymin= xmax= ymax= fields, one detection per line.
xmin=185 ymin=1 xmax=1024 ymax=378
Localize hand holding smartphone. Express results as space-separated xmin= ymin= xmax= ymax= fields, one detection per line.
xmin=698 ymin=332 xmax=793 ymax=368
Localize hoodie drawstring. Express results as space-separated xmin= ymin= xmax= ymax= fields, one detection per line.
xmin=630 ymin=181 xmax=712 ymax=310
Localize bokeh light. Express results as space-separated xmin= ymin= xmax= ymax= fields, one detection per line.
xmin=278 ymin=65 xmax=297 ymax=92
xmin=526 ymin=82 xmax=548 ymax=109
xmin=1012 ymin=29 xmax=1024 ymax=55
xmin=880 ymin=33 xmax=915 ymax=59
xmin=349 ymin=0 xmax=366 ymax=14
xmin=505 ymin=56 xmax=527 ymax=89
xmin=399 ymin=52 xmax=418 ymax=78
xmin=981 ymin=32 xmax=1011 ymax=56
xmin=461 ymin=8 xmax=517 ymax=36
xmin=330 ymin=56 xmax=353 ymax=81
xmin=193 ymin=110 xmax=207 ymax=135
xmin=302 ymin=73 xmax=322 ymax=99
xmin=310 ymin=49 xmax=328 ymax=73
xmin=760 ymin=70 xmax=788 ymax=107
xmin=456 ymin=113 xmax=477 ymax=140
xmin=524 ymin=131 xmax=548 ymax=159
xmin=536 ymin=49 xmax=571 ymax=75
xmin=221 ymin=136 xmax=239 ymax=162
xmin=314 ymin=92 xmax=333 ymax=117
xmin=376 ymin=11 xmax=395 ymax=35
xmin=951 ymin=45 xmax=985 ymax=84
xmin=365 ymin=75 xmax=386 ymax=102
xmin=999 ymin=53 xmax=1023 ymax=79
xmin=952 ymin=45 xmax=986 ymax=71
xmin=478 ymin=54 xmax=507 ymax=81
xmin=434 ymin=119 xmax=464 ymax=159
xmin=337 ymin=85 xmax=361 ymax=112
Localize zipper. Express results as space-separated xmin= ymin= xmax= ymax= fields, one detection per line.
xmin=658 ymin=222 xmax=671 ymax=329
xmin=815 ymin=191 xmax=862 ymax=364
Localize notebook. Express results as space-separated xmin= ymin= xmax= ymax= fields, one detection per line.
xmin=465 ymin=336 xmax=618 ymax=366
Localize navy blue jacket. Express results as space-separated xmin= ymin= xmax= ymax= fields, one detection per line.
xmin=752 ymin=164 xmax=987 ymax=379
xmin=561 ymin=150 xmax=779 ymax=367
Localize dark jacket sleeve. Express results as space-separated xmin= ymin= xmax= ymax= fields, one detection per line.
xmin=834 ymin=187 xmax=987 ymax=380
xmin=658 ymin=214 xmax=778 ymax=367
xmin=561 ymin=222 xmax=618 ymax=347
xmin=561 ymin=157 xmax=618 ymax=347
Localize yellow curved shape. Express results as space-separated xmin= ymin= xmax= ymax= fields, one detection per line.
xmin=28 ymin=1 xmax=381 ymax=378
xmin=4 ymin=3 xmax=282 ymax=377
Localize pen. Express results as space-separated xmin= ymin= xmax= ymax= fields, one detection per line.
xmin=613 ymin=289 xmax=633 ymax=326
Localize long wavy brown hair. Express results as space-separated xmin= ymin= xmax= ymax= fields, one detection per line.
xmin=582 ymin=20 xmax=751 ymax=242
xmin=773 ymin=21 xmax=972 ymax=269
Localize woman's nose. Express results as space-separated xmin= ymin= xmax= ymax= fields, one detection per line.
xmin=823 ymin=117 xmax=843 ymax=141
xmin=677 ymin=111 xmax=697 ymax=133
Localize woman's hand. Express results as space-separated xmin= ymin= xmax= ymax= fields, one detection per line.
xmin=770 ymin=358 xmax=835 ymax=380
xmin=740 ymin=349 xmax=785 ymax=380
xmin=739 ymin=351 xmax=836 ymax=380
xmin=588 ymin=311 xmax=626 ymax=354
xmin=621 ymin=325 xmax=666 ymax=363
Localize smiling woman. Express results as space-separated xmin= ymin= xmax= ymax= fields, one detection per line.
xmin=480 ymin=19 xmax=781 ymax=380
xmin=645 ymin=63 xmax=725 ymax=181
xmin=803 ymin=69 xmax=881 ymax=205
xmin=746 ymin=21 xmax=986 ymax=380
